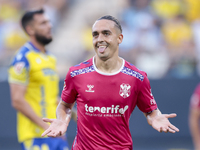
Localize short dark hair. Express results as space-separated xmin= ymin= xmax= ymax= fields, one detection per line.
xmin=97 ymin=15 xmax=122 ymax=33
xmin=21 ymin=9 xmax=44 ymax=34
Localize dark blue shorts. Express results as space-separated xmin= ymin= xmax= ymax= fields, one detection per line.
xmin=20 ymin=137 xmax=69 ymax=150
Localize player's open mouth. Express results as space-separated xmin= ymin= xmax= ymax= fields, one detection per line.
xmin=98 ymin=45 xmax=107 ymax=53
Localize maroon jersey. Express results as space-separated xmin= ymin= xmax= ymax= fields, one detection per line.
xmin=61 ymin=57 xmax=157 ymax=150
xmin=190 ymin=83 xmax=200 ymax=109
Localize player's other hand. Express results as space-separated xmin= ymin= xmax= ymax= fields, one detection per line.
xmin=152 ymin=113 xmax=179 ymax=133
xmin=41 ymin=118 xmax=68 ymax=137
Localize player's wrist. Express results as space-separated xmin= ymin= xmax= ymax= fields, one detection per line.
xmin=146 ymin=115 xmax=153 ymax=126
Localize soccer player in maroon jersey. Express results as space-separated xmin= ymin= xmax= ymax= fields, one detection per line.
xmin=189 ymin=83 xmax=200 ymax=150
xmin=42 ymin=15 xmax=179 ymax=149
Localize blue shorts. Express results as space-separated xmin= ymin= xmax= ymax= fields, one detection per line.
xmin=20 ymin=137 xmax=69 ymax=150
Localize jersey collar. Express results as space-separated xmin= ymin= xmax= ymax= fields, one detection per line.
xmin=92 ymin=56 xmax=125 ymax=76
xmin=27 ymin=42 xmax=41 ymax=52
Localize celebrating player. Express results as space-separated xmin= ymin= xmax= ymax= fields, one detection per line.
xmin=42 ymin=15 xmax=179 ymax=149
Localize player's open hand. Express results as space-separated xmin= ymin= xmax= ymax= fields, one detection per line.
xmin=41 ymin=118 xmax=68 ymax=137
xmin=151 ymin=113 xmax=179 ymax=133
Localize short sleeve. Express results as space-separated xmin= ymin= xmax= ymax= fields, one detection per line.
xmin=190 ymin=84 xmax=200 ymax=109
xmin=8 ymin=52 xmax=29 ymax=85
xmin=61 ymin=69 xmax=78 ymax=104
xmin=137 ymin=74 xmax=157 ymax=113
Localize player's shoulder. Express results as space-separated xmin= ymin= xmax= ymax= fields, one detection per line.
xmin=70 ymin=58 xmax=93 ymax=71
xmin=124 ymin=60 xmax=146 ymax=74
xmin=10 ymin=43 xmax=31 ymax=66
xmin=17 ymin=43 xmax=31 ymax=57
xmin=68 ymin=58 xmax=94 ymax=78
xmin=123 ymin=59 xmax=147 ymax=81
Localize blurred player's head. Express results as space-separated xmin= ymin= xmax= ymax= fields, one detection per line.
xmin=21 ymin=9 xmax=52 ymax=45
xmin=92 ymin=15 xmax=123 ymax=60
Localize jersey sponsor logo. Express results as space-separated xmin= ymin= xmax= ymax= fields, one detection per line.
xmin=121 ymin=66 xmax=144 ymax=81
xmin=42 ymin=68 xmax=56 ymax=76
xmin=14 ymin=62 xmax=25 ymax=74
xmin=85 ymin=85 xmax=94 ymax=92
xmin=85 ymin=104 xmax=129 ymax=117
xmin=119 ymin=83 xmax=131 ymax=98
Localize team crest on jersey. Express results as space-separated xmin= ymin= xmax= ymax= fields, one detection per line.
xmin=119 ymin=83 xmax=131 ymax=98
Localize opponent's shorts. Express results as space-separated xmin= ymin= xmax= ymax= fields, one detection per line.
xmin=20 ymin=137 xmax=69 ymax=150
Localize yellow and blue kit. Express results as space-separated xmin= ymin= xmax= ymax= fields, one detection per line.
xmin=8 ymin=42 xmax=63 ymax=145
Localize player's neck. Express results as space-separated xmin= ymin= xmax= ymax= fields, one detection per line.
xmin=94 ymin=56 xmax=123 ymax=73
xmin=30 ymin=38 xmax=46 ymax=53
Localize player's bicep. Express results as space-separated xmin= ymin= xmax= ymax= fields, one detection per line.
xmin=9 ymin=83 xmax=27 ymax=103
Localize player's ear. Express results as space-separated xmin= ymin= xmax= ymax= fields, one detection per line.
xmin=118 ymin=33 xmax=123 ymax=44
xmin=26 ymin=25 xmax=34 ymax=36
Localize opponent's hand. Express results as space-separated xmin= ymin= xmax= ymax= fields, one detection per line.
xmin=41 ymin=118 xmax=68 ymax=137
xmin=151 ymin=113 xmax=179 ymax=133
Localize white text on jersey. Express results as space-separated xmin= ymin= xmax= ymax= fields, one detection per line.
xmin=85 ymin=104 xmax=128 ymax=114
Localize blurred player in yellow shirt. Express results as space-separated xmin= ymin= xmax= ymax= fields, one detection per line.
xmin=8 ymin=9 xmax=72 ymax=150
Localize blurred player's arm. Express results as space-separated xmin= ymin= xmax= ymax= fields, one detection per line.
xmin=42 ymin=100 xmax=75 ymax=137
xmin=189 ymin=106 xmax=200 ymax=150
xmin=9 ymin=83 xmax=49 ymax=130
xmin=144 ymin=109 xmax=179 ymax=133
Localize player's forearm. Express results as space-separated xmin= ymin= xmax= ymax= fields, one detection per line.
xmin=145 ymin=109 xmax=161 ymax=126
xmin=56 ymin=101 xmax=72 ymax=126
xmin=12 ymin=98 xmax=48 ymax=129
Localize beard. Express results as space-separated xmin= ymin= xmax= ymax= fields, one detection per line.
xmin=35 ymin=33 xmax=52 ymax=46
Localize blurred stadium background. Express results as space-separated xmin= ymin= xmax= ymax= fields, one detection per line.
xmin=0 ymin=0 xmax=199 ymax=149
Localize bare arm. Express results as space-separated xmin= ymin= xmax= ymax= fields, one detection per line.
xmin=57 ymin=97 xmax=77 ymax=122
xmin=42 ymin=100 xmax=75 ymax=137
xmin=144 ymin=109 xmax=179 ymax=133
xmin=189 ymin=107 xmax=200 ymax=150
xmin=9 ymin=83 xmax=49 ymax=130
xmin=56 ymin=100 xmax=74 ymax=125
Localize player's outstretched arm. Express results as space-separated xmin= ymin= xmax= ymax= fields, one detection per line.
xmin=144 ymin=109 xmax=179 ymax=133
xmin=41 ymin=101 xmax=74 ymax=137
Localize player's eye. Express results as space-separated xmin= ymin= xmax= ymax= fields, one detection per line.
xmin=92 ymin=33 xmax=98 ymax=38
